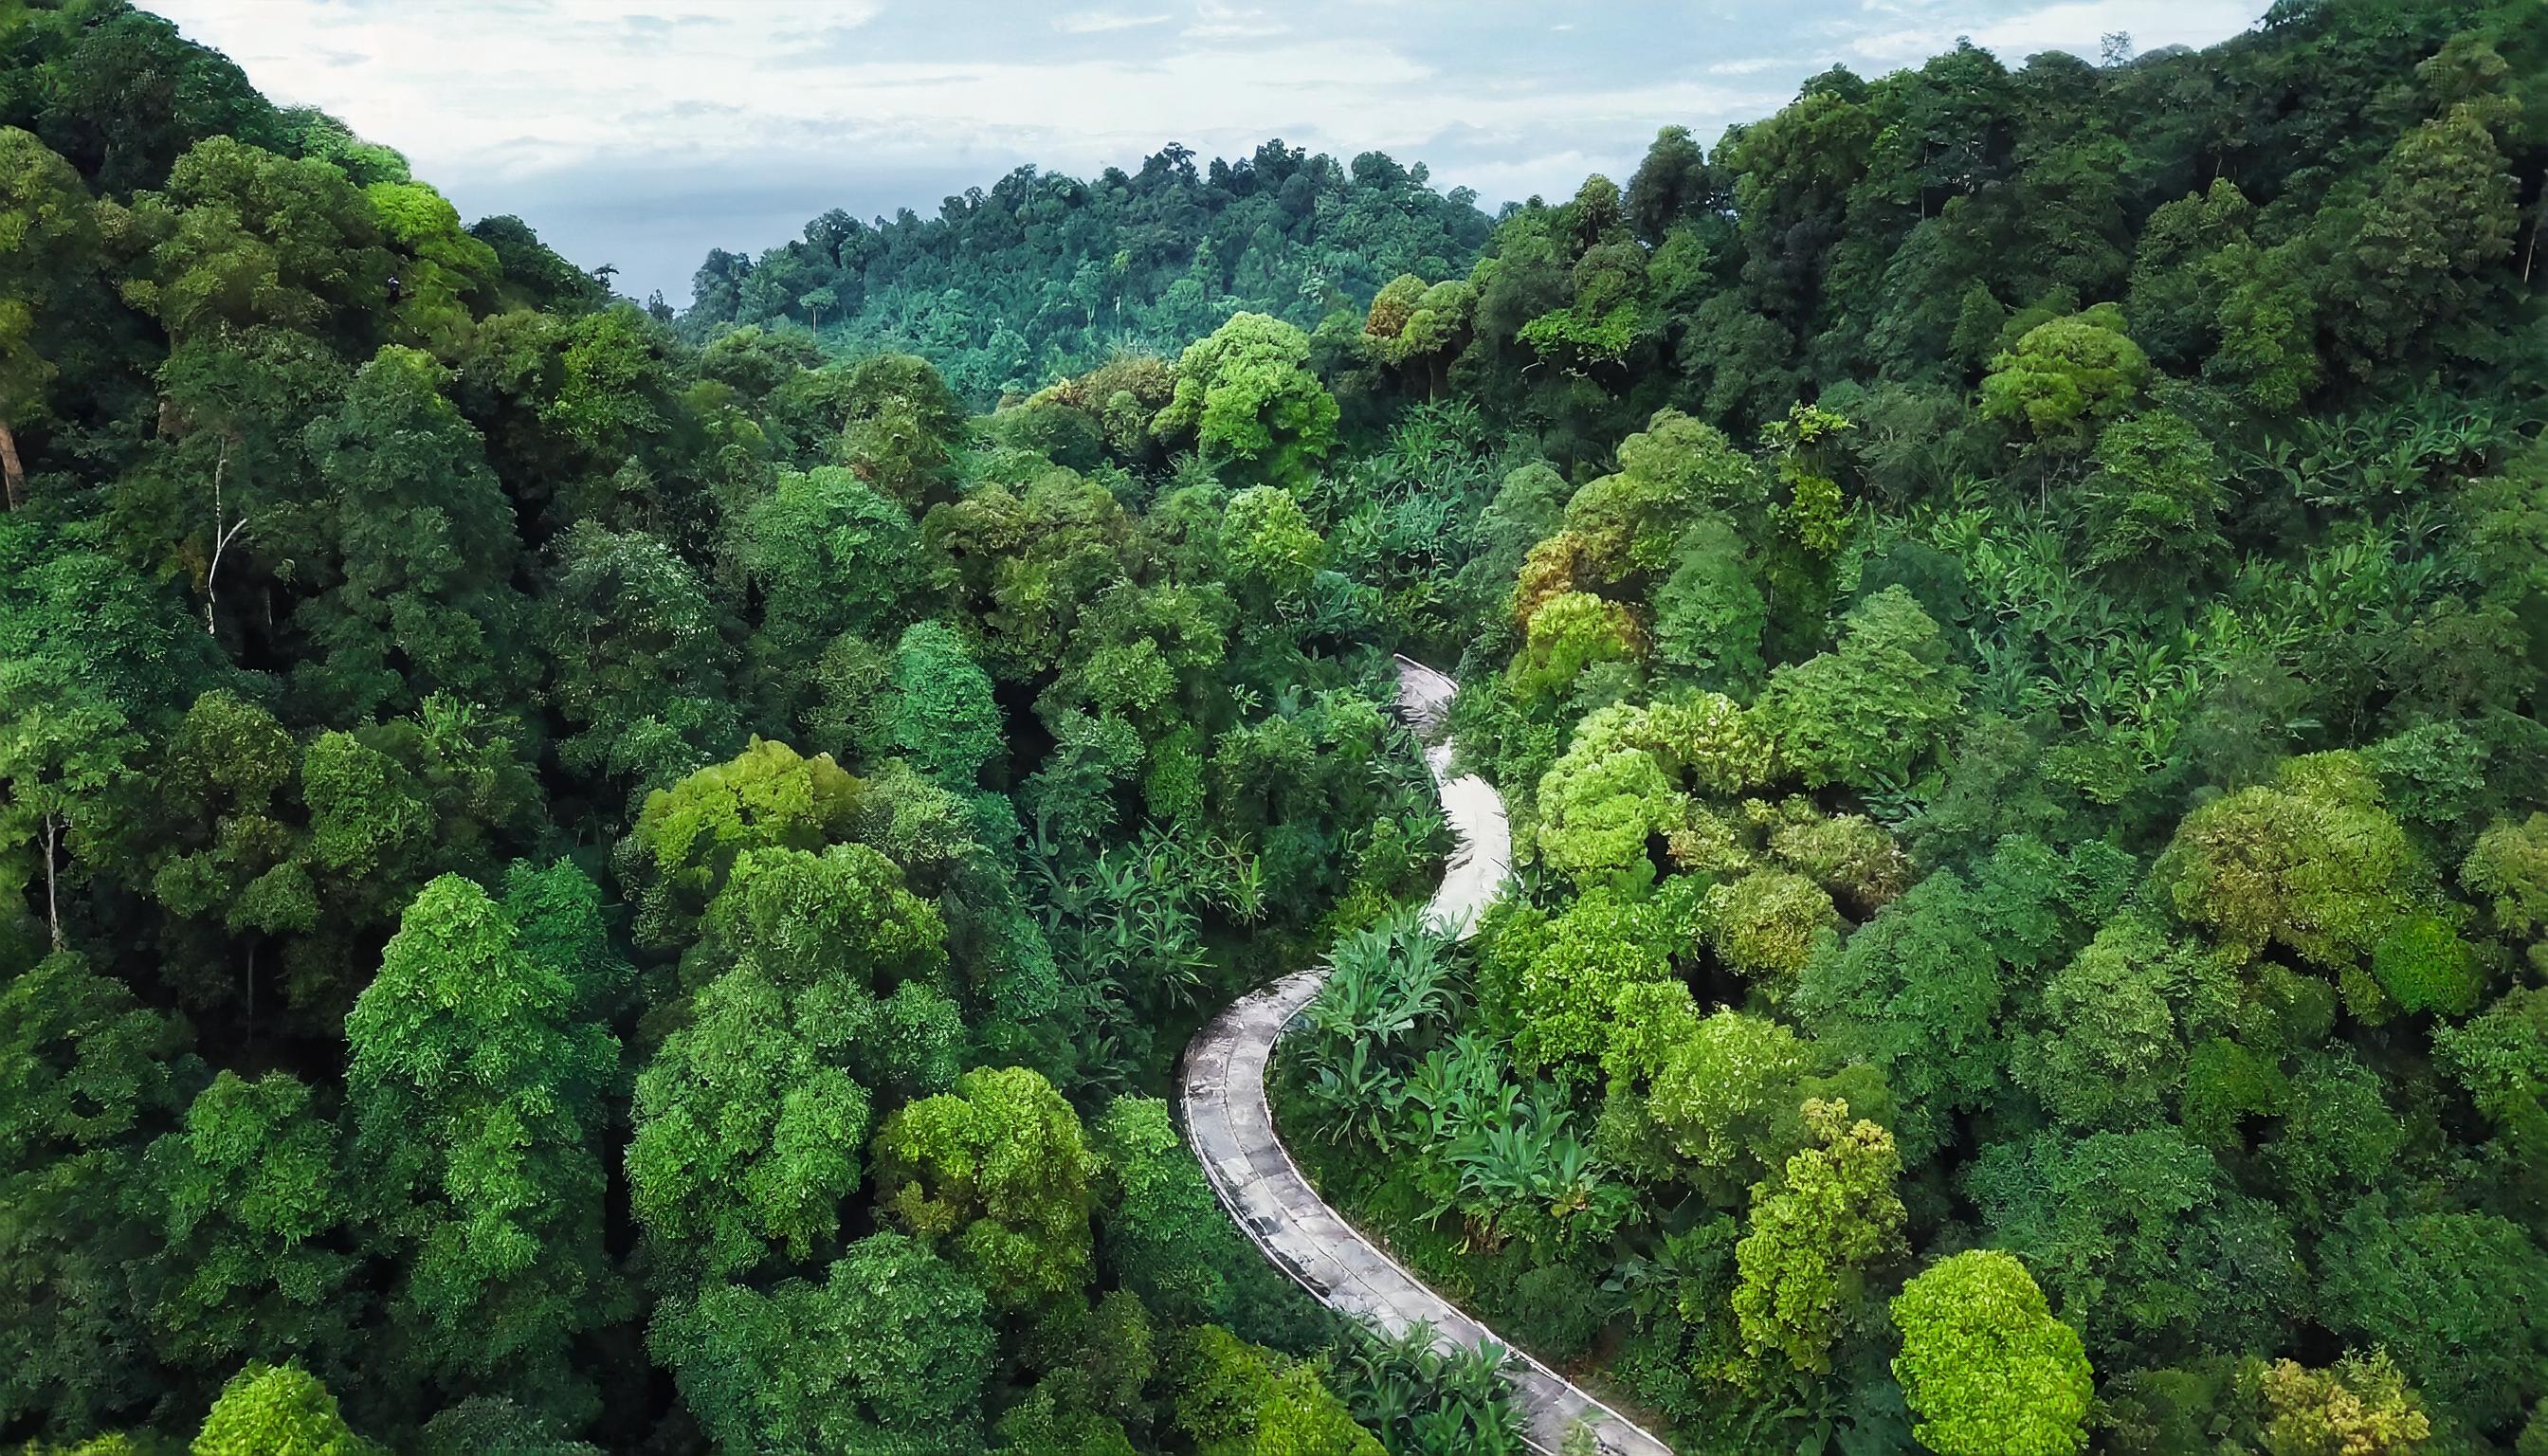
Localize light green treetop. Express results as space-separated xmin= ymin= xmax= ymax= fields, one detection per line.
xmin=1890 ymin=1250 xmax=2092 ymax=1456
xmin=1153 ymin=313 xmax=1339 ymax=490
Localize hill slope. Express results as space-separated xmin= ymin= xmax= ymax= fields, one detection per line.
xmin=679 ymin=141 xmax=1492 ymax=402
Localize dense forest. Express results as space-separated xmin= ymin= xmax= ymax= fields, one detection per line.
xmin=678 ymin=144 xmax=1492 ymax=406
xmin=1 ymin=0 xmax=2544 ymax=1453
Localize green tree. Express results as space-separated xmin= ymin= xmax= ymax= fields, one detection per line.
xmin=2082 ymin=410 xmax=2226 ymax=571
xmin=1650 ymin=515 xmax=1767 ymax=692
xmin=1219 ymin=484 xmax=1325 ymax=600
xmin=2317 ymin=1202 xmax=2548 ymax=1432
xmin=834 ymin=353 xmax=966 ymax=509
xmin=501 ymin=858 xmax=629 ymax=1024
xmin=2150 ymin=752 xmax=2421 ymax=973
xmin=0 ymin=664 xmax=141 ymax=957
xmin=1646 ymin=1009 xmax=1817 ymax=1198
xmin=2336 ymin=101 xmax=2520 ymax=373
xmin=702 ymin=840 xmax=948 ymax=992
xmin=1793 ymin=837 xmax=2121 ymax=1159
xmin=619 ymin=737 xmax=862 ymax=946
xmin=872 ymin=1065 xmax=1097 ymax=1310
xmin=2016 ymin=912 xmax=2226 ymax=1130
xmin=363 ymin=179 xmax=498 ymax=348
xmin=1731 ymin=1099 xmax=1904 ymax=1374
xmin=2254 ymin=1350 xmax=2432 ymax=1456
xmin=1153 ymin=313 xmax=1339 ymax=490
xmin=651 ymin=1233 xmax=992 ymax=1455
xmin=736 ymin=464 xmax=919 ymax=661
xmin=1754 ymin=586 xmax=1966 ymax=791
xmin=627 ymin=967 xmax=875 ymax=1287
xmin=1704 ymin=868 xmax=1838 ymax=997
xmin=135 ymin=1072 xmax=354 ymax=1377
xmin=120 ymin=690 xmax=314 ymax=1013
xmin=1168 ymin=1325 xmax=1384 ymax=1456
xmin=2368 ymin=912 xmax=2483 ymax=1017
xmin=0 ymin=952 xmax=192 ymax=1434
xmin=1978 ymin=303 xmax=2150 ymax=445
xmin=191 ymin=1363 xmax=378 ymax=1456
xmin=343 ymin=876 xmax=619 ymax=1408
xmin=1532 ymin=730 xmax=1683 ymax=893
xmin=629 ymin=844 xmax=952 ymax=1285
xmin=1483 ymin=891 xmax=1676 ymax=1080
xmin=0 ymin=522 xmax=216 ymax=956
xmin=1764 ymin=806 xmax=1907 ymax=916
xmin=2263 ymin=1051 xmax=2404 ymax=1230
xmin=2434 ymin=986 xmax=2548 ymax=1198
xmin=0 ymin=129 xmax=108 ymax=510
xmin=1565 ymin=410 xmax=1759 ymax=581
xmin=269 ymin=701 xmax=543 ymax=1021
xmin=2463 ymin=812 xmax=2548 ymax=946
xmin=415 ymin=1396 xmax=603 ymax=1456
xmin=1512 ymin=590 xmax=1641 ymax=701
xmin=124 ymin=137 xmax=389 ymax=347
xmin=1891 ymin=1250 xmax=2092 ymax=1456
xmin=889 ymin=620 xmax=1003 ymax=788
xmin=292 ymin=346 xmax=531 ymax=719
xmin=1969 ymin=1127 xmax=2305 ymax=1364
xmin=1361 ymin=275 xmax=1475 ymax=393
xmin=1091 ymin=1096 xmax=1300 ymax=1338
xmin=541 ymin=521 xmax=741 ymax=800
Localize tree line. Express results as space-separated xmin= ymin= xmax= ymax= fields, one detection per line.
xmin=679 ymin=140 xmax=1492 ymax=407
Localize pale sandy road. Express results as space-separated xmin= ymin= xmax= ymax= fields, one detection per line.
xmin=1175 ymin=657 xmax=1673 ymax=1456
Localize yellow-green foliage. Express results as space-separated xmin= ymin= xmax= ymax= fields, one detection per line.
xmin=1705 ymin=868 xmax=1839 ymax=995
xmin=1891 ymin=1251 xmax=2091 ymax=1456
xmin=1512 ymin=591 xmax=1641 ymax=699
xmin=871 ymin=1066 xmax=1097 ymax=1311
xmin=2151 ymin=751 xmax=2423 ymax=971
xmin=1534 ymin=719 xmax=1684 ymax=892
xmin=1732 ymin=1099 xmax=1904 ymax=1374
xmin=2254 ymin=1350 xmax=2431 ymax=1456
xmin=1152 ymin=313 xmax=1339 ymax=490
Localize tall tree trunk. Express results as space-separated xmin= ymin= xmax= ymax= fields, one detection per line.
xmin=42 ymin=810 xmax=62 ymax=953
xmin=0 ymin=418 xmax=24 ymax=512
xmin=2524 ymin=183 xmax=2540 ymax=284
xmin=204 ymin=442 xmax=245 ymax=636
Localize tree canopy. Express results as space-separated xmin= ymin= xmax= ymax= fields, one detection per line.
xmin=5 ymin=1 xmax=2547 ymax=1451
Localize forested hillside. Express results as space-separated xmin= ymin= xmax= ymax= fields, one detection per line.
xmin=1267 ymin=2 xmax=2548 ymax=1452
xmin=1 ymin=0 xmax=2545 ymax=1453
xmin=679 ymin=143 xmax=1492 ymax=404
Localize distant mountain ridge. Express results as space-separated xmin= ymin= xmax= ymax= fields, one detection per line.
xmin=679 ymin=140 xmax=1494 ymax=402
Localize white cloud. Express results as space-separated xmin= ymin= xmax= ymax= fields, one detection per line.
xmin=1970 ymin=0 xmax=2259 ymax=54
xmin=1054 ymin=9 xmax=1172 ymax=33
xmin=1184 ymin=0 xmax=1286 ymax=40
xmin=1849 ymin=0 xmax=2258 ymax=64
xmin=137 ymin=0 xmax=2271 ymax=301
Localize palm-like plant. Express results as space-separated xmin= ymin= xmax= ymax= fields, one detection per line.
xmin=1400 ymin=1033 xmax=1507 ymax=1149
xmin=2244 ymin=393 xmax=2514 ymax=511
xmin=1303 ymin=1038 xmax=1406 ymax=1146
xmin=1309 ymin=915 xmax=1451 ymax=1044
xmin=1436 ymin=1079 xmax=1629 ymax=1254
xmin=1028 ymin=822 xmax=1276 ymax=1067
xmin=1298 ymin=911 xmax=1466 ymax=1144
xmin=1336 ymin=1320 xmax=1529 ymax=1456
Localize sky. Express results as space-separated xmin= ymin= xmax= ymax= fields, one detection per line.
xmin=147 ymin=0 xmax=2272 ymax=307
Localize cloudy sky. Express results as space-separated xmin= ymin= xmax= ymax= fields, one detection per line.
xmin=148 ymin=0 xmax=2270 ymax=306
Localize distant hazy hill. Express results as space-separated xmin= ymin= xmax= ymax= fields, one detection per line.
xmin=679 ymin=140 xmax=1493 ymax=401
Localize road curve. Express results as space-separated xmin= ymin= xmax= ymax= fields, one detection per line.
xmin=1177 ymin=656 xmax=1673 ymax=1456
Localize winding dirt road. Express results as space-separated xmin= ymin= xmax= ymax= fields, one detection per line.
xmin=1175 ymin=656 xmax=1672 ymax=1456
